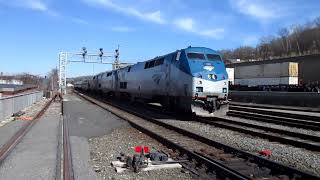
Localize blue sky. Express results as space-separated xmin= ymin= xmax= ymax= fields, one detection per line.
xmin=0 ymin=0 xmax=319 ymax=77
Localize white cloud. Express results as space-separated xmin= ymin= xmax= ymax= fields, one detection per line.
xmin=0 ymin=0 xmax=60 ymax=17
xmin=230 ymin=0 xmax=280 ymax=20
xmin=174 ymin=18 xmax=194 ymax=31
xmin=81 ymin=0 xmax=166 ymax=24
xmin=27 ymin=0 xmax=48 ymax=11
xmin=0 ymin=0 xmax=47 ymax=11
xmin=81 ymin=1 xmax=225 ymax=38
xmin=173 ymin=18 xmax=224 ymax=39
xmin=111 ymin=26 xmax=134 ymax=32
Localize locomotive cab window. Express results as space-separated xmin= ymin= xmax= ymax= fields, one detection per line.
xmin=148 ymin=60 xmax=155 ymax=68
xmin=176 ymin=51 xmax=181 ymax=61
xmin=187 ymin=53 xmax=205 ymax=60
xmin=155 ymin=58 xmax=164 ymax=66
xmin=144 ymin=62 xmax=149 ymax=69
xmin=127 ymin=67 xmax=131 ymax=72
xmin=207 ymin=54 xmax=221 ymax=61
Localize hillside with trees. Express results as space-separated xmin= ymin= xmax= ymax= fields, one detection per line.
xmin=220 ymin=17 xmax=320 ymax=62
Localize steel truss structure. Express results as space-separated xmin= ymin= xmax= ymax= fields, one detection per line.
xmin=58 ymin=48 xmax=132 ymax=94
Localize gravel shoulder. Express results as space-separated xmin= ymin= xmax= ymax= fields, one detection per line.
xmin=88 ymin=126 xmax=194 ymax=180
xmin=0 ymin=98 xmax=49 ymax=127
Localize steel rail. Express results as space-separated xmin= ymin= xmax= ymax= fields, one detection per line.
xmin=62 ymin=109 xmax=74 ymax=180
xmin=0 ymin=95 xmax=56 ymax=165
xmin=229 ymin=102 xmax=320 ymax=113
xmin=197 ymin=117 xmax=320 ymax=151
xmin=229 ymin=106 xmax=320 ymax=122
xmin=227 ymin=110 xmax=320 ymax=131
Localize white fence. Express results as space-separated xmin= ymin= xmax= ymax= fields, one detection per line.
xmin=0 ymin=91 xmax=43 ymax=120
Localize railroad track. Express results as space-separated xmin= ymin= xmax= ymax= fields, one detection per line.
xmin=62 ymin=101 xmax=74 ymax=180
xmin=197 ymin=117 xmax=320 ymax=151
xmin=0 ymin=94 xmax=74 ymax=180
xmin=0 ymin=95 xmax=56 ymax=164
xmin=75 ymin=91 xmax=320 ymax=180
xmin=227 ymin=110 xmax=320 ymax=131
xmin=229 ymin=102 xmax=320 ymax=113
xmin=229 ymin=105 xmax=320 ymax=122
xmin=129 ymin=101 xmax=320 ymax=151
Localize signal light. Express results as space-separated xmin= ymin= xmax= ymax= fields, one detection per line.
xmin=82 ymin=47 xmax=87 ymax=59
xmin=99 ymin=48 xmax=104 ymax=60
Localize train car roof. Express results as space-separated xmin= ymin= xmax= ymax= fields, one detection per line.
xmin=183 ymin=46 xmax=220 ymax=55
xmin=91 ymin=46 xmax=221 ymax=76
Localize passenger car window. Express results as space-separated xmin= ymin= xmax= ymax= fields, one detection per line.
xmin=187 ymin=53 xmax=205 ymax=60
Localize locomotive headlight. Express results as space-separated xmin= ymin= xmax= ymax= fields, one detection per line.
xmin=208 ymin=74 xmax=216 ymax=80
xmin=223 ymin=88 xmax=227 ymax=93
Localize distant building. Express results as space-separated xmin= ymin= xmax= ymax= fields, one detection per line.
xmin=0 ymin=79 xmax=23 ymax=85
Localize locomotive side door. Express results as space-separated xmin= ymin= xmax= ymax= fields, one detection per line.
xmin=113 ymin=70 xmax=119 ymax=92
xmin=165 ymin=54 xmax=173 ymax=95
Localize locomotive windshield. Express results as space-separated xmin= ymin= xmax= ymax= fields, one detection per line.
xmin=187 ymin=53 xmax=205 ymax=60
xmin=207 ymin=54 xmax=221 ymax=61
xmin=187 ymin=53 xmax=221 ymax=61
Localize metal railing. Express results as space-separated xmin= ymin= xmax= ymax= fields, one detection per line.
xmin=0 ymin=91 xmax=43 ymax=120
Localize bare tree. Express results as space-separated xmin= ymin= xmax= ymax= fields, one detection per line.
xmin=278 ymin=28 xmax=290 ymax=55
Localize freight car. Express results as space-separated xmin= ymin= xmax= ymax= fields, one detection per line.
xmin=83 ymin=47 xmax=229 ymax=116
xmin=227 ymin=62 xmax=301 ymax=91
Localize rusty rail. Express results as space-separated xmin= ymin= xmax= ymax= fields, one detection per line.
xmin=62 ymin=105 xmax=74 ymax=180
xmin=0 ymin=94 xmax=56 ymax=164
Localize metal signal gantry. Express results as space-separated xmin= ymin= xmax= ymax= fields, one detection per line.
xmin=58 ymin=47 xmax=132 ymax=94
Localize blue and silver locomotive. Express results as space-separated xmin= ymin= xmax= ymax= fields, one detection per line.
xmin=86 ymin=46 xmax=229 ymax=116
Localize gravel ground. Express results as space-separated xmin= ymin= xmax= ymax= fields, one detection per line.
xmin=19 ymin=98 xmax=50 ymax=118
xmin=224 ymin=115 xmax=320 ymax=137
xmin=0 ymin=98 xmax=49 ymax=127
xmin=160 ymin=119 xmax=320 ymax=176
xmin=89 ymin=126 xmax=193 ymax=180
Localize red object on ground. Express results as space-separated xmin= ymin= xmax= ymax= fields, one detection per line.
xmin=259 ymin=149 xmax=272 ymax=156
xmin=16 ymin=117 xmax=33 ymax=121
xmin=143 ymin=146 xmax=150 ymax=153
xmin=134 ymin=146 xmax=142 ymax=153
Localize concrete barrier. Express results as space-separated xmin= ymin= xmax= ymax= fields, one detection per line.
xmin=229 ymin=91 xmax=320 ymax=108
xmin=0 ymin=91 xmax=43 ymax=120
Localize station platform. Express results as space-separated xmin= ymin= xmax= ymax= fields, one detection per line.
xmin=0 ymin=101 xmax=61 ymax=180
xmin=63 ymin=93 xmax=127 ymax=137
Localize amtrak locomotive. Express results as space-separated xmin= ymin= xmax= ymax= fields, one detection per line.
xmin=76 ymin=47 xmax=229 ymax=116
